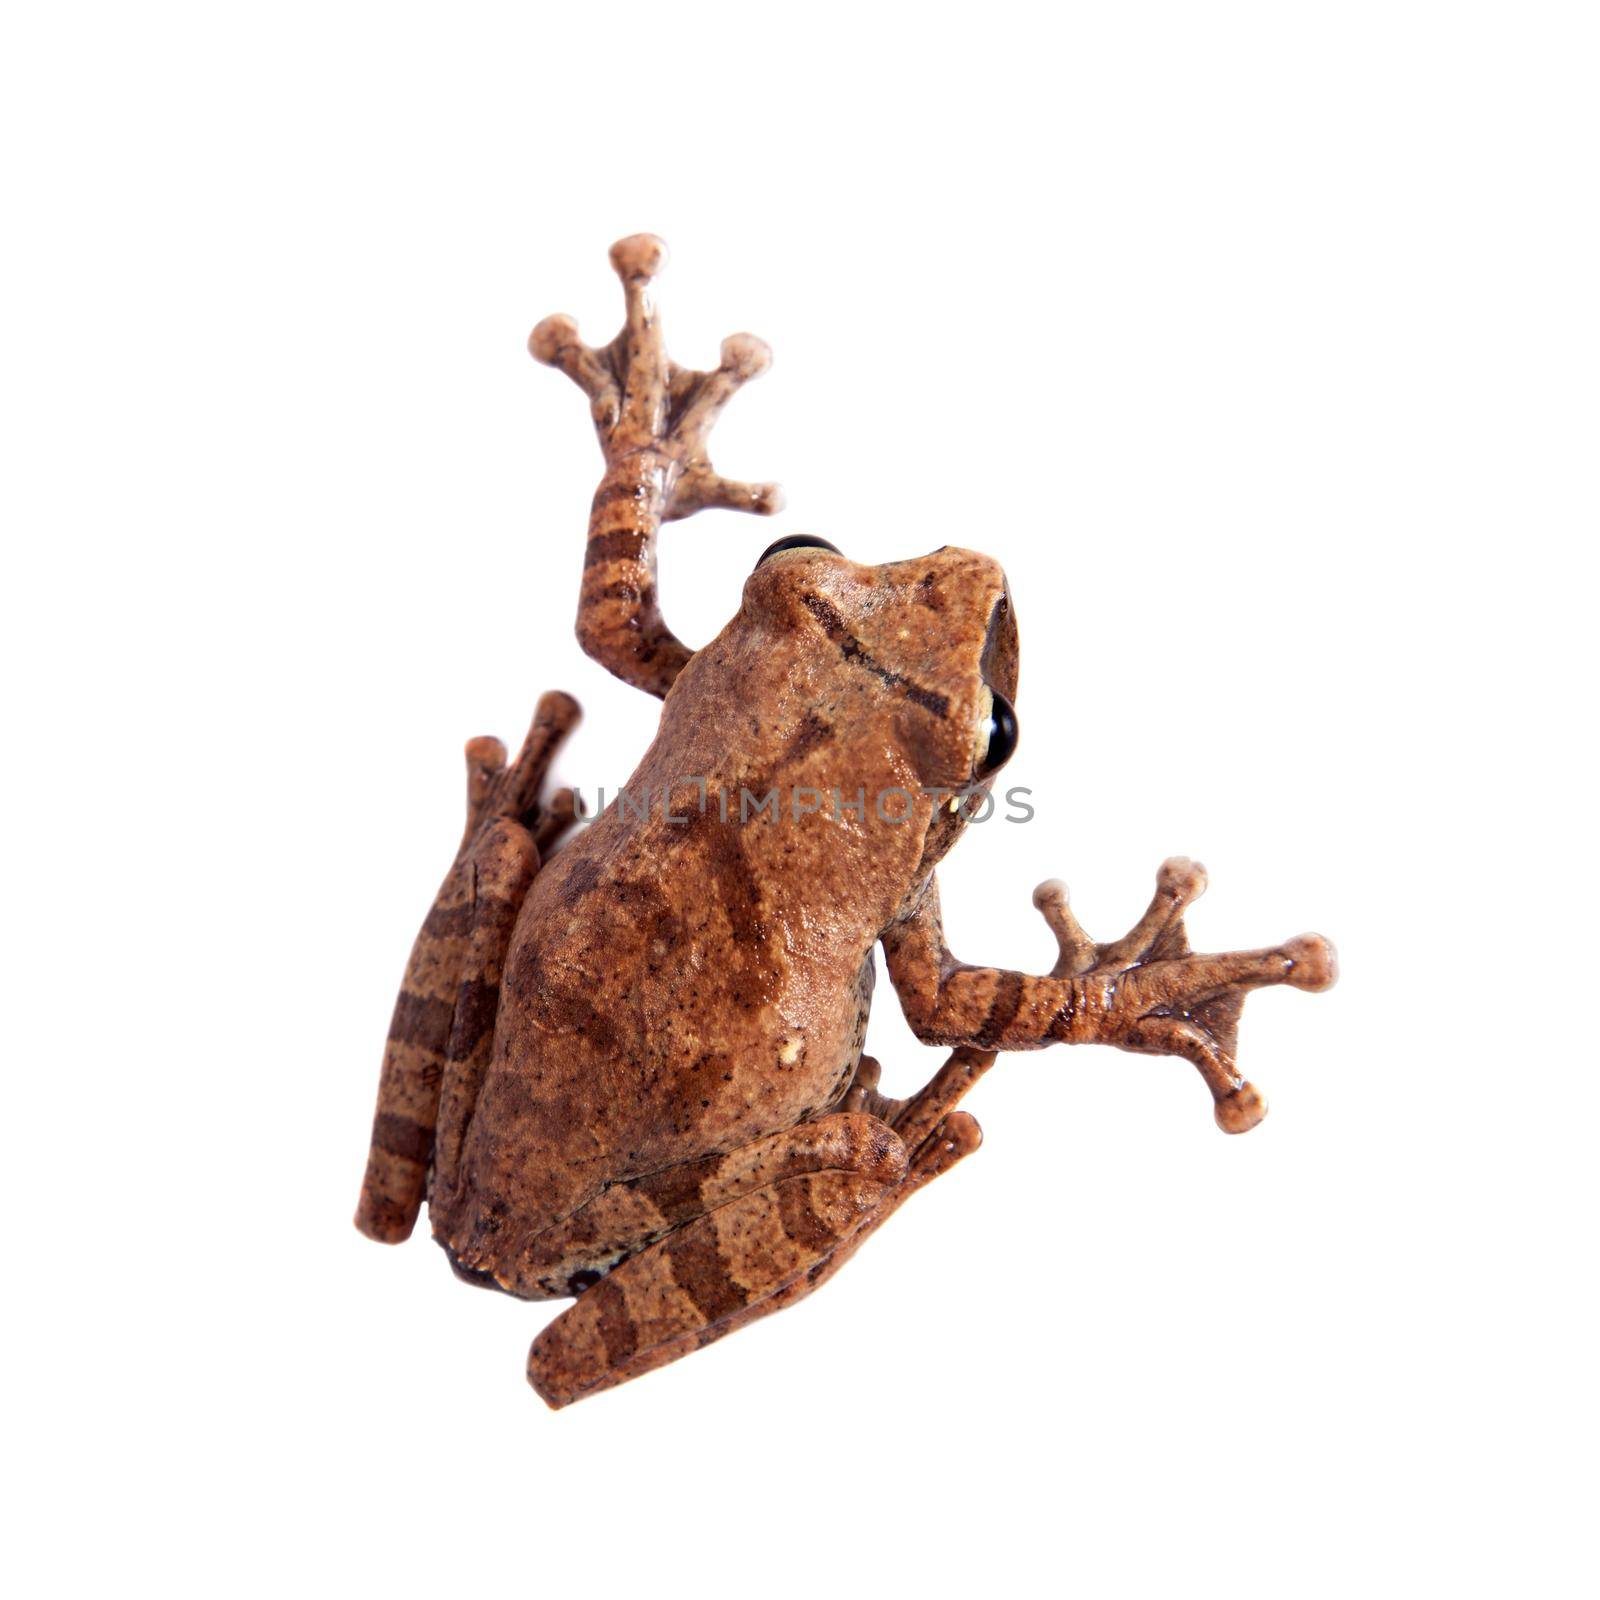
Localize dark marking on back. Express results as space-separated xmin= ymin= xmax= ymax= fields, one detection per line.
xmin=555 ymin=853 xmax=604 ymax=904
xmin=784 ymin=709 xmax=833 ymax=762
xmin=634 ymin=1153 xmax=718 ymax=1223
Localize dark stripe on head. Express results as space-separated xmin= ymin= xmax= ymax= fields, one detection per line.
xmin=800 ymin=593 xmax=950 ymax=718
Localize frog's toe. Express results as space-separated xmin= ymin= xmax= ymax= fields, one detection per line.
xmin=528 ymin=313 xmax=581 ymax=364
xmin=1157 ymin=855 xmax=1207 ymax=903
xmin=720 ymin=332 xmax=772 ymax=381
xmin=464 ymin=735 xmax=507 ymax=776
xmin=609 ymin=232 xmax=668 ymax=284
xmin=529 ymin=315 xmax=620 ymax=421
xmin=669 ymin=470 xmax=785 ymax=520
xmin=1282 ymin=934 xmax=1338 ymax=991
xmin=1214 ymin=1081 xmax=1268 ymax=1134
xmin=1032 ymin=878 xmax=1095 ymax=975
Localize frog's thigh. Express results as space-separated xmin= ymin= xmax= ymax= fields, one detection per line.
xmin=528 ymin=1126 xmax=914 ymax=1408
xmin=520 ymin=1111 xmax=906 ymax=1295
xmin=626 ymin=1113 xmax=983 ymax=1395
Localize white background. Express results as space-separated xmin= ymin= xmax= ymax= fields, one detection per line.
xmin=5 ymin=4 xmax=1596 ymax=1596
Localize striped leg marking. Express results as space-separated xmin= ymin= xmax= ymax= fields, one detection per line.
xmin=761 ymin=1111 xmax=983 ymax=1312
xmin=526 ymin=1055 xmax=996 ymax=1408
xmin=783 ymin=1048 xmax=997 ymax=1297
xmin=514 ymin=1111 xmax=908 ymax=1298
xmin=354 ymin=692 xmax=579 ymax=1243
xmin=528 ymin=1168 xmax=896 ymax=1409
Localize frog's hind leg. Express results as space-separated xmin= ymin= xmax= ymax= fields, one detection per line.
xmin=525 ymin=1057 xmax=995 ymax=1408
xmin=354 ymin=691 xmax=579 ymax=1243
xmin=508 ymin=1111 xmax=905 ymax=1297
xmin=527 ymin=1116 xmax=913 ymax=1408
xmin=763 ymin=1047 xmax=997 ymax=1306
xmin=755 ymin=1109 xmax=984 ymax=1321
xmin=665 ymin=1050 xmax=998 ymax=1370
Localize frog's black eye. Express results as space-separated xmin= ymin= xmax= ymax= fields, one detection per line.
xmin=756 ymin=534 xmax=841 ymax=566
xmin=980 ymin=689 xmax=1018 ymax=773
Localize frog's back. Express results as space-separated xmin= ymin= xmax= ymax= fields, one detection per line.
xmin=444 ymin=591 xmax=942 ymax=1244
xmin=450 ymin=784 xmax=912 ymax=1237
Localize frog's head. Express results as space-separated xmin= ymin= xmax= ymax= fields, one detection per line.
xmin=738 ymin=535 xmax=1020 ymax=857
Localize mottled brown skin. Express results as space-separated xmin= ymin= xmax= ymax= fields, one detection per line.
xmin=355 ymin=236 xmax=1338 ymax=1407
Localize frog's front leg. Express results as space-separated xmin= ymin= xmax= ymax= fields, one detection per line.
xmin=353 ymin=691 xmax=580 ymax=1242
xmin=529 ymin=234 xmax=783 ymax=698
xmin=882 ymin=863 xmax=1337 ymax=1132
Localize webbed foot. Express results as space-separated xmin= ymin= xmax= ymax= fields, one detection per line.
xmin=530 ymin=234 xmax=783 ymax=521
xmin=529 ymin=235 xmax=783 ymax=696
xmin=1034 ymin=859 xmax=1336 ymax=1132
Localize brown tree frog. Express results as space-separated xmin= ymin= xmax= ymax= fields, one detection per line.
xmin=355 ymin=235 xmax=1337 ymax=1407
